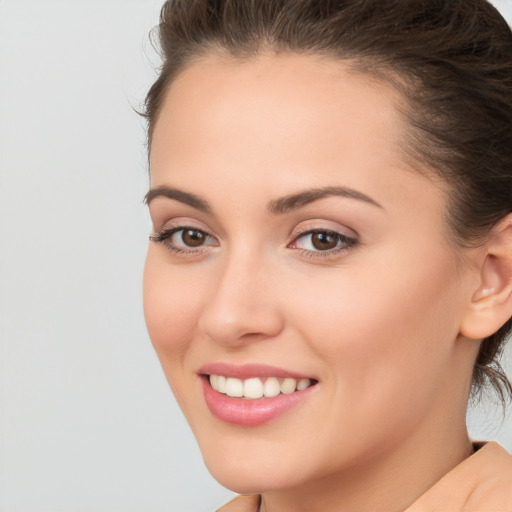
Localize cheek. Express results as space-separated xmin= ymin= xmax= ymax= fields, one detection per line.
xmin=290 ymin=248 xmax=462 ymax=406
xmin=143 ymin=249 xmax=204 ymax=365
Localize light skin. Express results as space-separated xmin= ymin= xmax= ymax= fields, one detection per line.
xmin=143 ymin=53 xmax=512 ymax=512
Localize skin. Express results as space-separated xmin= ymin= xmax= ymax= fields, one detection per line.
xmin=143 ymin=53 xmax=486 ymax=512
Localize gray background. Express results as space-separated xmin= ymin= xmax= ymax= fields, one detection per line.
xmin=0 ymin=1 xmax=511 ymax=511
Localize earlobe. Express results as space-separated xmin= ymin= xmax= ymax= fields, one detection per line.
xmin=460 ymin=215 xmax=512 ymax=340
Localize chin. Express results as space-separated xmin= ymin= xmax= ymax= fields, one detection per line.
xmin=199 ymin=437 xmax=316 ymax=495
xmin=204 ymin=458 xmax=285 ymax=495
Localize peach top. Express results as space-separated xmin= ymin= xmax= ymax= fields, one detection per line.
xmin=217 ymin=442 xmax=512 ymax=512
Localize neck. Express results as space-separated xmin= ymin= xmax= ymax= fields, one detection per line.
xmin=260 ymin=421 xmax=474 ymax=512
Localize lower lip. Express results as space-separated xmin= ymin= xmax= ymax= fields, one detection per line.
xmin=201 ymin=377 xmax=317 ymax=426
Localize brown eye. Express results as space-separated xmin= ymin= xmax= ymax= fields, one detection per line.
xmin=150 ymin=225 xmax=218 ymax=255
xmin=311 ymin=231 xmax=338 ymax=251
xmin=290 ymin=228 xmax=357 ymax=257
xmin=181 ymin=229 xmax=206 ymax=247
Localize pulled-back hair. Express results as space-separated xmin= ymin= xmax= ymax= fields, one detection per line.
xmin=144 ymin=0 xmax=512 ymax=402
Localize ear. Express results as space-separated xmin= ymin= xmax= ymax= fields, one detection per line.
xmin=460 ymin=214 xmax=512 ymax=340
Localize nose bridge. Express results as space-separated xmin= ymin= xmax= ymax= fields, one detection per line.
xmin=198 ymin=245 xmax=284 ymax=346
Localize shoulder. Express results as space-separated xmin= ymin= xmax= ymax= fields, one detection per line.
xmin=406 ymin=441 xmax=512 ymax=512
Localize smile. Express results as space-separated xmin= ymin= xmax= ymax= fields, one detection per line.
xmin=199 ymin=364 xmax=318 ymax=426
xmin=209 ymin=374 xmax=313 ymax=399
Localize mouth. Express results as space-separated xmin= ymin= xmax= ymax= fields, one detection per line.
xmin=198 ymin=364 xmax=318 ymax=426
xmin=207 ymin=374 xmax=315 ymax=399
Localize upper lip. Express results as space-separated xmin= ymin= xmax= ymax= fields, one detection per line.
xmin=198 ymin=362 xmax=316 ymax=380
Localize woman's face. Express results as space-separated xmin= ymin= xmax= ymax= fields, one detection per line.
xmin=144 ymin=54 xmax=478 ymax=492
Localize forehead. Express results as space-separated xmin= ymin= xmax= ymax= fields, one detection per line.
xmin=148 ymin=52 xmax=448 ymax=229
xmin=150 ymin=52 xmax=409 ymax=176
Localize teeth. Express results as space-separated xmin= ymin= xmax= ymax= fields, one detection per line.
xmin=244 ymin=378 xmax=264 ymax=399
xmin=217 ymin=375 xmax=227 ymax=393
xmin=297 ymin=378 xmax=311 ymax=391
xmin=263 ymin=377 xmax=280 ymax=397
xmin=225 ymin=377 xmax=244 ymax=397
xmin=280 ymin=378 xmax=297 ymax=394
xmin=209 ymin=375 xmax=313 ymax=399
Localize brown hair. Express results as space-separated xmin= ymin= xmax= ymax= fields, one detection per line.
xmin=143 ymin=0 xmax=512 ymax=402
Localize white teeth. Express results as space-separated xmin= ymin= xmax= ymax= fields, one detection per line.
xmin=225 ymin=377 xmax=244 ymax=397
xmin=297 ymin=378 xmax=311 ymax=391
xmin=263 ymin=377 xmax=281 ymax=397
xmin=243 ymin=378 xmax=264 ymax=399
xmin=209 ymin=374 xmax=313 ymax=399
xmin=280 ymin=378 xmax=297 ymax=395
xmin=217 ymin=375 xmax=227 ymax=393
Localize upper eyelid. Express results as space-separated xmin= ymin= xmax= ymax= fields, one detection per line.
xmin=155 ymin=218 xmax=216 ymax=235
xmin=289 ymin=229 xmax=357 ymax=247
xmin=162 ymin=225 xmax=218 ymax=242
xmin=150 ymin=226 xmax=218 ymax=254
xmin=156 ymin=223 xmax=353 ymax=239
xmin=152 ymin=229 xmax=356 ymax=259
xmin=290 ymin=223 xmax=358 ymax=241
xmin=155 ymin=222 xmax=356 ymax=240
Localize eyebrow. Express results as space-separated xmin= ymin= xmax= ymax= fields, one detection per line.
xmin=144 ymin=185 xmax=382 ymax=214
xmin=267 ymin=186 xmax=383 ymax=214
xmin=144 ymin=186 xmax=212 ymax=213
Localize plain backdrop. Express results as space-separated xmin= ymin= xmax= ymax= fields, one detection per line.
xmin=0 ymin=1 xmax=511 ymax=511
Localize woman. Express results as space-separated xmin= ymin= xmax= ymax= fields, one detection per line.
xmin=142 ymin=0 xmax=512 ymax=510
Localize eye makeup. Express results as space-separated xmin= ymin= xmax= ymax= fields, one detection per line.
xmin=150 ymin=223 xmax=359 ymax=260
xmin=150 ymin=226 xmax=218 ymax=256
xmin=287 ymin=227 xmax=358 ymax=260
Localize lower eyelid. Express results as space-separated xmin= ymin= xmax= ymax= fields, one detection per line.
xmin=296 ymin=242 xmax=358 ymax=261
xmin=151 ymin=226 xmax=356 ymax=256
xmin=289 ymin=230 xmax=358 ymax=256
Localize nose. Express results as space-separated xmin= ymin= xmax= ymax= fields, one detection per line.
xmin=197 ymin=251 xmax=285 ymax=347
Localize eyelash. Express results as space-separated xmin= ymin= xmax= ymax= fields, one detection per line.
xmin=149 ymin=225 xmax=358 ymax=259
xmin=290 ymin=227 xmax=358 ymax=259
xmin=149 ymin=226 xmax=215 ymax=256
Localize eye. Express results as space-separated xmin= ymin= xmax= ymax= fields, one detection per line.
xmin=289 ymin=228 xmax=357 ymax=257
xmin=176 ymin=228 xmax=208 ymax=247
xmin=300 ymin=231 xmax=339 ymax=251
xmin=150 ymin=226 xmax=218 ymax=254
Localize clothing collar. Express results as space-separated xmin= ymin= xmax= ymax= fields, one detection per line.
xmin=405 ymin=441 xmax=512 ymax=511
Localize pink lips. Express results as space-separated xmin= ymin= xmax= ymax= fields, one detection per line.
xmin=199 ymin=363 xmax=317 ymax=426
